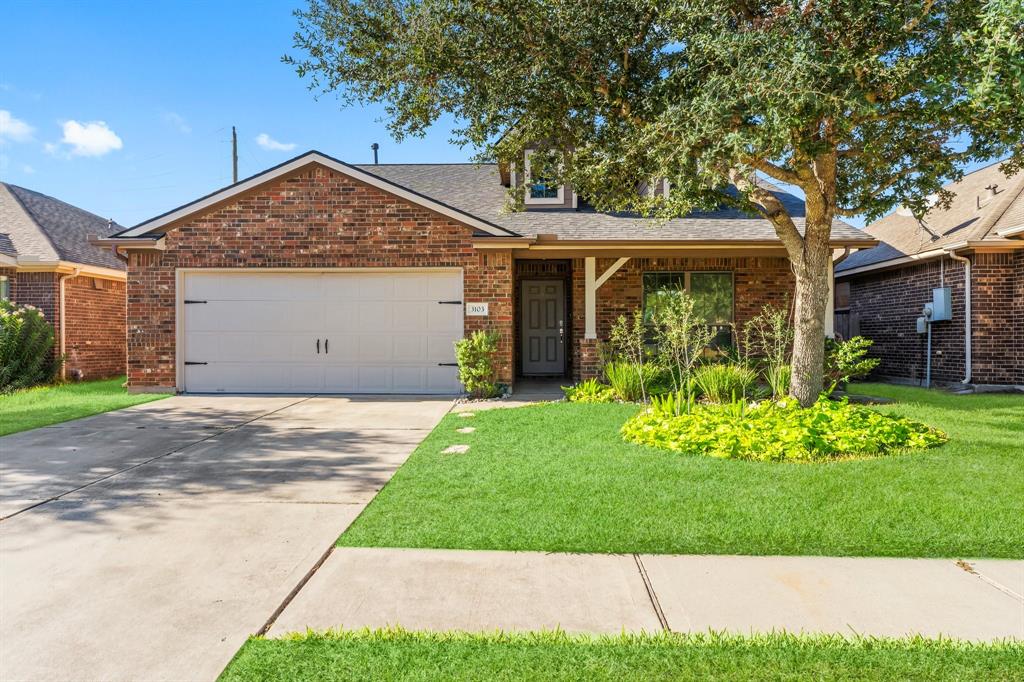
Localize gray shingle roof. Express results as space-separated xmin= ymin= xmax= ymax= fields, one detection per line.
xmin=0 ymin=233 xmax=16 ymax=257
xmin=837 ymin=161 xmax=1024 ymax=274
xmin=355 ymin=163 xmax=871 ymax=243
xmin=0 ymin=183 xmax=125 ymax=270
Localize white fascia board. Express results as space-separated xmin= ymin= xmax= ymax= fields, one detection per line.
xmin=116 ymin=152 xmax=516 ymax=238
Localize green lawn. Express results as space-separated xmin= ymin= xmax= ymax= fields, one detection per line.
xmin=339 ymin=383 xmax=1024 ymax=558
xmin=220 ymin=629 xmax=1024 ymax=681
xmin=0 ymin=377 xmax=168 ymax=436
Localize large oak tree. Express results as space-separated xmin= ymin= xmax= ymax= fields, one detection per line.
xmin=287 ymin=0 xmax=1023 ymax=405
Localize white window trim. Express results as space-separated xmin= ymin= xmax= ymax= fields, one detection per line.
xmin=523 ymin=150 xmax=565 ymax=205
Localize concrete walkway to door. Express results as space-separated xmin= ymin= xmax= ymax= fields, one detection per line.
xmin=0 ymin=395 xmax=452 ymax=682
xmin=269 ymin=547 xmax=1024 ymax=641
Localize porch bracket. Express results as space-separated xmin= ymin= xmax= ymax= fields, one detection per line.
xmin=585 ymin=257 xmax=630 ymax=339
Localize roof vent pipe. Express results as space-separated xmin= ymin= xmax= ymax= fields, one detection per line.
xmin=371 ymin=143 xmax=379 ymax=165
xmin=946 ymin=250 xmax=972 ymax=385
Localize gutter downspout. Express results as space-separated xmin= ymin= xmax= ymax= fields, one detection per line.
xmin=58 ymin=267 xmax=81 ymax=380
xmin=946 ymin=250 xmax=971 ymax=385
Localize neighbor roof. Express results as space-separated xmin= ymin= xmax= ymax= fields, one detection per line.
xmin=0 ymin=183 xmax=125 ymax=270
xmin=836 ymin=161 xmax=1024 ymax=274
xmin=113 ymin=150 xmax=873 ymax=246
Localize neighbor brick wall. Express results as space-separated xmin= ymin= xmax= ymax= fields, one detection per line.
xmin=62 ymin=275 xmax=127 ymax=380
xmin=841 ymin=252 xmax=1022 ymax=386
xmin=570 ymin=256 xmax=796 ymax=380
xmin=125 ymin=164 xmax=514 ymax=390
xmin=5 ymin=270 xmax=60 ymax=324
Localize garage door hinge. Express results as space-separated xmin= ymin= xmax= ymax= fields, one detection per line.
xmin=184 ymin=299 xmax=208 ymax=304
xmin=437 ymin=300 xmax=463 ymax=305
xmin=184 ymin=361 xmax=208 ymax=366
xmin=437 ymin=362 xmax=458 ymax=367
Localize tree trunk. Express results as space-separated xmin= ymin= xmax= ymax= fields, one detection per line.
xmin=788 ymin=231 xmax=832 ymax=407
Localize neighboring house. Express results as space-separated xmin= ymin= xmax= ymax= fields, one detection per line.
xmin=0 ymin=183 xmax=127 ymax=380
xmin=835 ymin=162 xmax=1024 ymax=388
xmin=95 ymin=150 xmax=874 ymax=394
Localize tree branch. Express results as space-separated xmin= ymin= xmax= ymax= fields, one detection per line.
xmin=730 ymin=167 xmax=805 ymax=255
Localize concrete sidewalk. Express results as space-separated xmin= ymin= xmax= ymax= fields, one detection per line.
xmin=269 ymin=547 xmax=1024 ymax=641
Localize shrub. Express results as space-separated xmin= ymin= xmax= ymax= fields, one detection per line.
xmin=826 ymin=336 xmax=881 ymax=392
xmin=454 ymin=330 xmax=502 ymax=398
xmin=693 ymin=363 xmax=757 ymax=403
xmin=609 ymin=310 xmax=651 ymax=401
xmin=650 ymin=289 xmax=713 ymax=401
xmin=622 ymin=397 xmax=947 ymax=462
xmin=0 ymin=300 xmax=60 ymax=393
xmin=741 ymin=303 xmax=793 ymax=399
xmin=562 ymin=378 xmax=615 ymax=403
xmin=605 ymin=361 xmax=662 ymax=402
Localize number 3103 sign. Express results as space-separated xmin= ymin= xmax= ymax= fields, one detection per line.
xmin=466 ymin=302 xmax=489 ymax=316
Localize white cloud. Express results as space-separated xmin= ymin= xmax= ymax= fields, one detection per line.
xmin=255 ymin=133 xmax=296 ymax=151
xmin=163 ymin=111 xmax=191 ymax=134
xmin=22 ymin=164 xmax=35 ymax=174
xmin=0 ymin=110 xmax=34 ymax=143
xmin=56 ymin=119 xmax=123 ymax=157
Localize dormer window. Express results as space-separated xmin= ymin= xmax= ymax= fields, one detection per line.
xmin=524 ymin=150 xmax=564 ymax=205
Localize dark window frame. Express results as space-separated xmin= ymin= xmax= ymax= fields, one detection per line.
xmin=641 ymin=270 xmax=735 ymax=349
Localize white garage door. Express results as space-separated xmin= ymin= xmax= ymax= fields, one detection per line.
xmin=181 ymin=270 xmax=463 ymax=394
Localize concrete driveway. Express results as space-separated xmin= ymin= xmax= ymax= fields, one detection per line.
xmin=0 ymin=395 xmax=451 ymax=681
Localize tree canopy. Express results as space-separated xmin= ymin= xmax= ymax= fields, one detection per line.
xmin=287 ymin=0 xmax=1024 ymax=403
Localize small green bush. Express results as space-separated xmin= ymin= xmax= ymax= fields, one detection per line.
xmin=826 ymin=336 xmax=881 ymax=392
xmin=454 ymin=330 xmax=502 ymax=398
xmin=605 ymin=361 xmax=662 ymax=402
xmin=692 ymin=363 xmax=757 ymax=403
xmin=622 ymin=397 xmax=947 ymax=462
xmin=562 ymin=378 xmax=615 ymax=403
xmin=0 ymin=300 xmax=60 ymax=393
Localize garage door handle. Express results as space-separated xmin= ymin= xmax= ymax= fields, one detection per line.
xmin=185 ymin=361 xmax=207 ymax=366
xmin=437 ymin=362 xmax=458 ymax=367
xmin=316 ymin=339 xmax=320 ymax=354
xmin=438 ymin=300 xmax=462 ymax=305
xmin=325 ymin=339 xmax=329 ymax=354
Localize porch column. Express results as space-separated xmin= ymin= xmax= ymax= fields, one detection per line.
xmin=584 ymin=256 xmax=630 ymax=340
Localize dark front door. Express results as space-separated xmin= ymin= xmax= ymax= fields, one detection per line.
xmin=521 ymin=280 xmax=565 ymax=375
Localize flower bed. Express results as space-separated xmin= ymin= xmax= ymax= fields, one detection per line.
xmin=621 ymin=397 xmax=947 ymax=462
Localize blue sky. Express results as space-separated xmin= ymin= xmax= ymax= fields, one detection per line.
xmin=0 ymin=1 xmax=993 ymax=230
xmin=0 ymin=1 xmax=469 ymax=227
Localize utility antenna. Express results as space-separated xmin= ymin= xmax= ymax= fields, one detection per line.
xmin=232 ymin=126 xmax=239 ymax=183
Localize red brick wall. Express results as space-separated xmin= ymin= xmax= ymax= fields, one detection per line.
xmin=63 ymin=275 xmax=127 ymax=379
xmin=841 ymin=253 xmax=1022 ymax=386
xmin=126 ymin=164 xmax=514 ymax=390
xmin=570 ymin=256 xmax=796 ymax=380
xmin=5 ymin=270 xmax=60 ymax=324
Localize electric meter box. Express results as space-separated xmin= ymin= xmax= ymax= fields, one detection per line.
xmin=930 ymin=287 xmax=952 ymax=321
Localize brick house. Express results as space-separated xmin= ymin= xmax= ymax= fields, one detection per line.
xmin=95 ymin=150 xmax=874 ymax=394
xmin=835 ymin=162 xmax=1024 ymax=388
xmin=0 ymin=183 xmax=127 ymax=380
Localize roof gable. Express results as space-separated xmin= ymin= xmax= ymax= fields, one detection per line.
xmin=114 ymin=151 xmax=520 ymax=239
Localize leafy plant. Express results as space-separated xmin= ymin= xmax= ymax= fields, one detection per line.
xmin=741 ymin=303 xmax=794 ymax=400
xmin=562 ymin=378 xmax=615 ymax=404
xmin=650 ymin=380 xmax=698 ymax=419
xmin=692 ymin=363 xmax=757 ymax=404
xmin=622 ymin=397 xmax=947 ymax=462
xmin=0 ymin=300 xmax=60 ymax=393
xmin=609 ymin=310 xmax=650 ymax=402
xmin=605 ymin=361 xmax=661 ymax=403
xmin=650 ymin=288 xmax=713 ymax=412
xmin=825 ymin=336 xmax=881 ymax=393
xmin=454 ymin=330 xmax=502 ymax=399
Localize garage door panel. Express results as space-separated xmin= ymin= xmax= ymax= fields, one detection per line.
xmin=182 ymin=270 xmax=463 ymax=394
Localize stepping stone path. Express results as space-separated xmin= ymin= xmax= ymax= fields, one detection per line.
xmin=456 ymin=427 xmax=476 ymax=434
xmin=457 ymin=412 xmax=475 ymax=418
xmin=442 ymin=444 xmax=471 ymax=455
